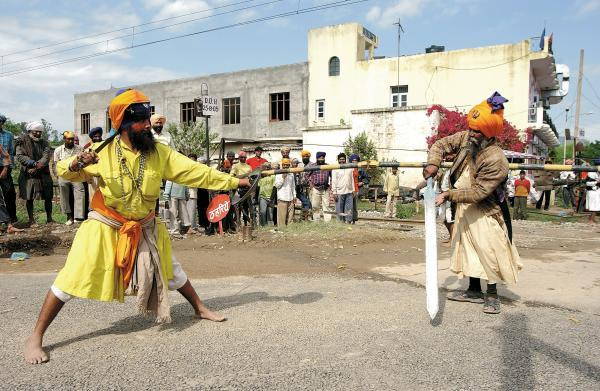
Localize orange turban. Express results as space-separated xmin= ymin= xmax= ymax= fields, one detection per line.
xmin=301 ymin=150 xmax=311 ymax=157
xmin=63 ymin=131 xmax=75 ymax=138
xmin=108 ymin=89 xmax=150 ymax=131
xmin=281 ymin=158 xmax=291 ymax=166
xmin=467 ymin=92 xmax=508 ymax=138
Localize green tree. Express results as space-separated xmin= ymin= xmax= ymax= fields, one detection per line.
xmin=167 ymin=121 xmax=220 ymax=157
xmin=2 ymin=118 xmax=26 ymax=136
xmin=343 ymin=131 xmax=383 ymax=184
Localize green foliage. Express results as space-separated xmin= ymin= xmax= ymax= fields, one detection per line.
xmin=395 ymin=202 xmax=416 ymax=219
xmin=2 ymin=118 xmax=26 ymax=136
xmin=167 ymin=122 xmax=220 ymax=157
xmin=343 ymin=131 xmax=383 ymax=184
xmin=552 ymin=140 xmax=600 ymax=163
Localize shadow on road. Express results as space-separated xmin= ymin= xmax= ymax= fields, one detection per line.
xmin=499 ymin=313 xmax=600 ymax=389
xmin=46 ymin=291 xmax=323 ymax=352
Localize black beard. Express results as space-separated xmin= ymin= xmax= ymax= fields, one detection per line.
xmin=152 ymin=125 xmax=163 ymax=134
xmin=302 ymin=158 xmax=310 ymax=165
xmin=317 ymin=160 xmax=325 ymax=165
xmin=127 ymin=127 xmax=155 ymax=153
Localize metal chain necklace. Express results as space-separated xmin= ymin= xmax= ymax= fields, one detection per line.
xmin=115 ymin=136 xmax=146 ymax=202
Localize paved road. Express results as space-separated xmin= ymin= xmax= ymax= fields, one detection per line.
xmin=1 ymin=273 xmax=599 ymax=390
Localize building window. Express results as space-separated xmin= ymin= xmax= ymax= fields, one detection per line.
xmin=270 ymin=92 xmax=290 ymax=121
xmin=316 ymin=100 xmax=325 ymax=119
xmin=329 ymin=56 xmax=340 ymax=76
xmin=391 ymin=85 xmax=408 ymax=107
xmin=223 ymin=97 xmax=241 ymax=125
xmin=150 ymin=105 xmax=156 ymax=116
xmin=180 ymin=102 xmax=196 ymax=124
xmin=105 ymin=111 xmax=112 ymax=131
xmin=81 ymin=113 xmax=90 ymax=134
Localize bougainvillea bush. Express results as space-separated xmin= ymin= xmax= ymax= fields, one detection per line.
xmin=425 ymin=104 xmax=531 ymax=152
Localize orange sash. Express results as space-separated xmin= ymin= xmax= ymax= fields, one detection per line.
xmin=90 ymin=191 xmax=155 ymax=287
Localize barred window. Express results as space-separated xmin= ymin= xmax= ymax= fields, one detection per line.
xmin=270 ymin=92 xmax=290 ymax=121
xmin=81 ymin=113 xmax=90 ymax=134
xmin=316 ymin=99 xmax=325 ymax=119
xmin=390 ymin=85 xmax=408 ymax=108
xmin=150 ymin=105 xmax=156 ymax=116
xmin=223 ymin=97 xmax=241 ymax=125
xmin=329 ymin=56 xmax=340 ymax=76
xmin=180 ymin=102 xmax=196 ymax=124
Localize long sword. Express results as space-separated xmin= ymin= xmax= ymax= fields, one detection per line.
xmin=423 ymin=177 xmax=438 ymax=320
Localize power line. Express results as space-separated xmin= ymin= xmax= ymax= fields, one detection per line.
xmin=1 ymin=0 xmax=368 ymax=78
xmin=0 ymin=0 xmax=259 ymax=58
xmin=1 ymin=0 xmax=285 ymax=69
xmin=584 ymin=76 xmax=600 ymax=103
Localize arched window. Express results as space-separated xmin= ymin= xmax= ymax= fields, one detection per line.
xmin=328 ymin=56 xmax=340 ymax=76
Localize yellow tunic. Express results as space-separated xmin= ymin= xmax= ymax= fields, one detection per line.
xmin=53 ymin=140 xmax=239 ymax=302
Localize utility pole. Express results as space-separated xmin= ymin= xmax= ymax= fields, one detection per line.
xmin=393 ymin=18 xmax=404 ymax=88
xmin=564 ymin=108 xmax=569 ymax=164
xmin=573 ymin=49 xmax=584 ymax=162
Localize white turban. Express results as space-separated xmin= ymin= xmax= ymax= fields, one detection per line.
xmin=150 ymin=114 xmax=166 ymax=126
xmin=26 ymin=121 xmax=44 ymax=132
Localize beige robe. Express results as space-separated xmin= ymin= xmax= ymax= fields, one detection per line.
xmin=450 ymin=166 xmax=522 ymax=284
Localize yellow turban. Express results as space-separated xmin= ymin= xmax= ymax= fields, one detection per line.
xmin=467 ymin=92 xmax=507 ymax=138
xmin=281 ymin=158 xmax=291 ymax=166
xmin=150 ymin=114 xmax=166 ymax=126
xmin=301 ymin=150 xmax=311 ymax=157
xmin=63 ymin=131 xmax=75 ymax=138
xmin=108 ymin=89 xmax=150 ymax=132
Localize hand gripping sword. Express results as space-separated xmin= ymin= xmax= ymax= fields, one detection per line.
xmin=231 ymin=168 xmax=262 ymax=208
xmin=423 ymin=177 xmax=439 ymax=320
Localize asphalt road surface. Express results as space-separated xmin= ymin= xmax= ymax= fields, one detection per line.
xmin=1 ymin=273 xmax=599 ymax=390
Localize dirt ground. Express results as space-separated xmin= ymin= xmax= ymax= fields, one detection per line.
xmin=1 ymin=218 xmax=598 ymax=284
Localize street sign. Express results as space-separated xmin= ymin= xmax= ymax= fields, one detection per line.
xmin=579 ymin=128 xmax=585 ymax=138
xmin=201 ymin=95 xmax=219 ymax=116
xmin=206 ymin=194 xmax=230 ymax=223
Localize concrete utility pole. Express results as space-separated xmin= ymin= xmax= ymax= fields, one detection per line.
xmin=393 ymin=18 xmax=404 ymax=88
xmin=573 ymin=49 xmax=584 ymax=162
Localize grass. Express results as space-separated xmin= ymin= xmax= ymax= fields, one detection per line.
xmin=357 ymin=199 xmax=419 ymax=219
xmin=15 ymin=200 xmax=68 ymax=225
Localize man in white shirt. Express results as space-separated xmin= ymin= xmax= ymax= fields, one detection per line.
xmin=331 ymin=153 xmax=354 ymax=224
xmin=150 ymin=114 xmax=174 ymax=148
xmin=53 ymin=131 xmax=84 ymax=225
xmin=274 ymin=158 xmax=296 ymax=226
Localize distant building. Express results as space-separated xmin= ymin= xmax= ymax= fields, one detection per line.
xmin=74 ymin=22 xmax=568 ymax=182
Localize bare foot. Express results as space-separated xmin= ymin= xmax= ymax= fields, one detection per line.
xmin=24 ymin=335 xmax=48 ymax=364
xmin=7 ymin=225 xmax=25 ymax=233
xmin=195 ymin=308 xmax=227 ymax=322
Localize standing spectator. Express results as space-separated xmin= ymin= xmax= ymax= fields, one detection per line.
xmin=164 ymin=179 xmax=191 ymax=234
xmin=349 ymin=154 xmax=369 ymax=223
xmin=308 ymin=152 xmax=332 ymax=222
xmin=231 ymin=151 xmax=252 ymax=225
xmin=513 ymin=170 xmax=531 ymax=220
xmin=331 ymin=153 xmax=354 ymax=224
xmin=560 ymin=159 xmax=576 ymax=209
xmin=534 ymin=159 xmax=554 ymax=210
xmin=150 ymin=114 xmax=174 ymax=148
xmin=280 ymin=146 xmax=291 ymax=160
xmin=384 ymin=167 xmax=400 ymax=218
xmin=258 ymin=162 xmax=275 ymax=226
xmin=222 ymin=151 xmax=235 ymax=173
xmin=16 ymin=121 xmax=54 ymax=225
xmin=187 ymin=153 xmax=199 ymax=231
xmin=53 ymin=131 xmax=84 ymax=225
xmin=270 ymin=162 xmax=280 ymax=225
xmin=586 ymin=171 xmax=599 ymax=224
xmin=83 ymin=127 xmax=103 ymax=149
xmin=246 ymin=146 xmax=267 ymax=170
xmin=274 ymin=158 xmax=295 ymax=226
xmin=506 ymin=170 xmax=516 ymax=207
xmin=0 ymin=143 xmax=23 ymax=234
xmin=0 ymin=114 xmax=18 ymax=224
xmin=297 ymin=150 xmax=313 ymax=221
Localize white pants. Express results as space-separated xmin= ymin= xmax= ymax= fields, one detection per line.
xmin=186 ymin=198 xmax=198 ymax=228
xmin=170 ymin=198 xmax=191 ymax=229
xmin=51 ymin=261 xmax=188 ymax=303
xmin=311 ymin=188 xmax=332 ymax=222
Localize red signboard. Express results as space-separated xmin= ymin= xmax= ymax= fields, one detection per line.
xmin=206 ymin=194 xmax=231 ymax=223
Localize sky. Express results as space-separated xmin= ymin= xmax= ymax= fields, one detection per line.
xmin=1 ymin=0 xmax=599 ymax=141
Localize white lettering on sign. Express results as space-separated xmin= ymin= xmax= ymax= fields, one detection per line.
xmin=208 ymin=200 xmax=230 ymax=221
xmin=202 ymin=96 xmax=220 ymax=116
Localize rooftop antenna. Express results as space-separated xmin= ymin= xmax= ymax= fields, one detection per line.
xmin=393 ymin=18 xmax=404 ymax=87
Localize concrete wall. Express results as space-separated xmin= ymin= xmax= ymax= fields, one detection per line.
xmin=307 ymin=23 xmax=535 ymax=132
xmin=74 ymin=63 xmax=308 ymax=146
xmin=303 ymin=106 xmax=438 ymax=187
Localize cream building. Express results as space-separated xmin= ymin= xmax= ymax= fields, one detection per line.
xmin=303 ymin=23 xmax=568 ymax=186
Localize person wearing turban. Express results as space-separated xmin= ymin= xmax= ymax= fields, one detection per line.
xmin=274 ymin=157 xmax=296 ymax=226
xmin=423 ymin=92 xmax=521 ymax=315
xmin=230 ymin=150 xmax=252 ymax=225
xmin=150 ymin=113 xmax=174 ymax=148
xmin=307 ymin=151 xmax=332 ymax=222
xmin=15 ymin=121 xmax=54 ymax=225
xmin=24 ymin=89 xmax=250 ymax=364
xmin=280 ymin=146 xmax=291 ymax=159
xmin=53 ymin=131 xmax=85 ymax=225
xmin=0 ymin=114 xmax=18 ymax=225
xmin=295 ymin=150 xmax=313 ymax=221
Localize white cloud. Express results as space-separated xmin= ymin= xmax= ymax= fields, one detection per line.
xmin=144 ymin=0 xmax=211 ymax=20
xmin=366 ymin=0 xmax=429 ymax=27
xmin=577 ymin=0 xmax=600 ymax=15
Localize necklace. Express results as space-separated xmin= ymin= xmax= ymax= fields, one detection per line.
xmin=115 ymin=136 xmax=146 ymax=202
